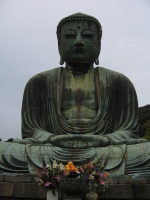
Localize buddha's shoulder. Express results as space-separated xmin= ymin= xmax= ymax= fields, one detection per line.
xmin=26 ymin=67 xmax=62 ymax=85
xmin=97 ymin=66 xmax=132 ymax=83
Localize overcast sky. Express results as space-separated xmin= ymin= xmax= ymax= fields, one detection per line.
xmin=0 ymin=0 xmax=150 ymax=140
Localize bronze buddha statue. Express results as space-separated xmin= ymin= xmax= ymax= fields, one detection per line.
xmin=0 ymin=13 xmax=149 ymax=177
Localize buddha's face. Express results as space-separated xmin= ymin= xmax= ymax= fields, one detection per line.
xmin=59 ymin=20 xmax=100 ymax=64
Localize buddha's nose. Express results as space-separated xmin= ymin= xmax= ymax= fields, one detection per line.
xmin=74 ymin=33 xmax=84 ymax=46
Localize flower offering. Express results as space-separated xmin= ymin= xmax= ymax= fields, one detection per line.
xmin=35 ymin=159 xmax=110 ymax=196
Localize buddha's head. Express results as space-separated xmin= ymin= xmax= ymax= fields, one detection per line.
xmin=57 ymin=13 xmax=102 ymax=66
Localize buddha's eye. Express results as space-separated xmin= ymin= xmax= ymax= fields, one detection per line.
xmin=64 ymin=34 xmax=76 ymax=39
xmin=64 ymin=30 xmax=76 ymax=39
xmin=82 ymin=30 xmax=94 ymax=38
xmin=82 ymin=34 xmax=93 ymax=38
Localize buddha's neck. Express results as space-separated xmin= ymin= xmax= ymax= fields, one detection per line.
xmin=65 ymin=62 xmax=94 ymax=75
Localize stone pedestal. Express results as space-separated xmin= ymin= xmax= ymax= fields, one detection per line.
xmin=0 ymin=175 xmax=150 ymax=199
xmin=85 ymin=192 xmax=98 ymax=200
xmin=47 ymin=191 xmax=58 ymax=200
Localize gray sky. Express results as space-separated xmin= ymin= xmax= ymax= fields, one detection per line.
xmin=0 ymin=0 xmax=150 ymax=140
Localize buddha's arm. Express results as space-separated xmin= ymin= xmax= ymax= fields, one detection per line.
xmin=13 ymin=130 xmax=54 ymax=144
xmin=103 ymin=131 xmax=147 ymax=145
xmin=20 ymin=73 xmax=54 ymax=144
xmin=102 ymin=73 xmax=147 ymax=145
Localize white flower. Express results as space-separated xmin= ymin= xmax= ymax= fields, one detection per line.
xmin=89 ymin=174 xmax=94 ymax=180
xmin=92 ymin=171 xmax=96 ymax=175
xmin=59 ymin=163 xmax=65 ymax=171
xmin=46 ymin=164 xmax=52 ymax=170
xmin=52 ymin=160 xmax=57 ymax=168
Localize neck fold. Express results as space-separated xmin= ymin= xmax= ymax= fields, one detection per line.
xmin=65 ymin=62 xmax=94 ymax=75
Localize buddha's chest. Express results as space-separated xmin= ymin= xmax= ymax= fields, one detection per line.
xmin=60 ymin=69 xmax=98 ymax=120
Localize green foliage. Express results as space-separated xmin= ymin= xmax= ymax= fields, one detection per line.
xmin=5 ymin=138 xmax=14 ymax=142
xmin=139 ymin=104 xmax=150 ymax=137
xmin=142 ymin=120 xmax=150 ymax=141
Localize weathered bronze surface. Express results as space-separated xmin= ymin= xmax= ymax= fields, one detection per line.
xmin=0 ymin=13 xmax=150 ymax=177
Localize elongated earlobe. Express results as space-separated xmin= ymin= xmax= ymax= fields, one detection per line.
xmin=60 ymin=57 xmax=64 ymax=65
xmin=94 ymin=58 xmax=99 ymax=65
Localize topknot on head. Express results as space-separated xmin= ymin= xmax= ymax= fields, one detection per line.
xmin=56 ymin=12 xmax=102 ymax=44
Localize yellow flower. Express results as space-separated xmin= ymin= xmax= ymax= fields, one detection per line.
xmin=52 ymin=160 xmax=57 ymax=168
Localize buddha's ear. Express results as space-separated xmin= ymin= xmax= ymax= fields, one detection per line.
xmin=94 ymin=42 xmax=101 ymax=65
xmin=58 ymin=44 xmax=65 ymax=65
xmin=60 ymin=57 xmax=64 ymax=65
xmin=94 ymin=58 xmax=99 ymax=65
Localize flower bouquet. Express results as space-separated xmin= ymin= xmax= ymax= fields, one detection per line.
xmin=78 ymin=159 xmax=110 ymax=194
xmin=35 ymin=159 xmax=110 ymax=196
xmin=35 ymin=161 xmax=65 ymax=195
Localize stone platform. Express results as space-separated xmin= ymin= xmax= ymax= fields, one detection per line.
xmin=0 ymin=175 xmax=150 ymax=199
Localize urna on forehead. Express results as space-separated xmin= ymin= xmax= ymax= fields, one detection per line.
xmin=57 ymin=12 xmax=102 ymax=43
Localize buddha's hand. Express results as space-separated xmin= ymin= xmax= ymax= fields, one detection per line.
xmin=50 ymin=134 xmax=109 ymax=149
xmin=126 ymin=138 xmax=148 ymax=145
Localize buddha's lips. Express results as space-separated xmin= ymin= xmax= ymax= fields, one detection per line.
xmin=69 ymin=45 xmax=93 ymax=49
xmin=74 ymin=48 xmax=84 ymax=53
xmin=70 ymin=46 xmax=84 ymax=50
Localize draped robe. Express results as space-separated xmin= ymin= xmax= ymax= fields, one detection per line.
xmin=0 ymin=66 xmax=150 ymax=176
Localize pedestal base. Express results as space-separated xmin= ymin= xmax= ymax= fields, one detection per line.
xmin=47 ymin=191 xmax=58 ymax=200
xmin=0 ymin=175 xmax=150 ymax=199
